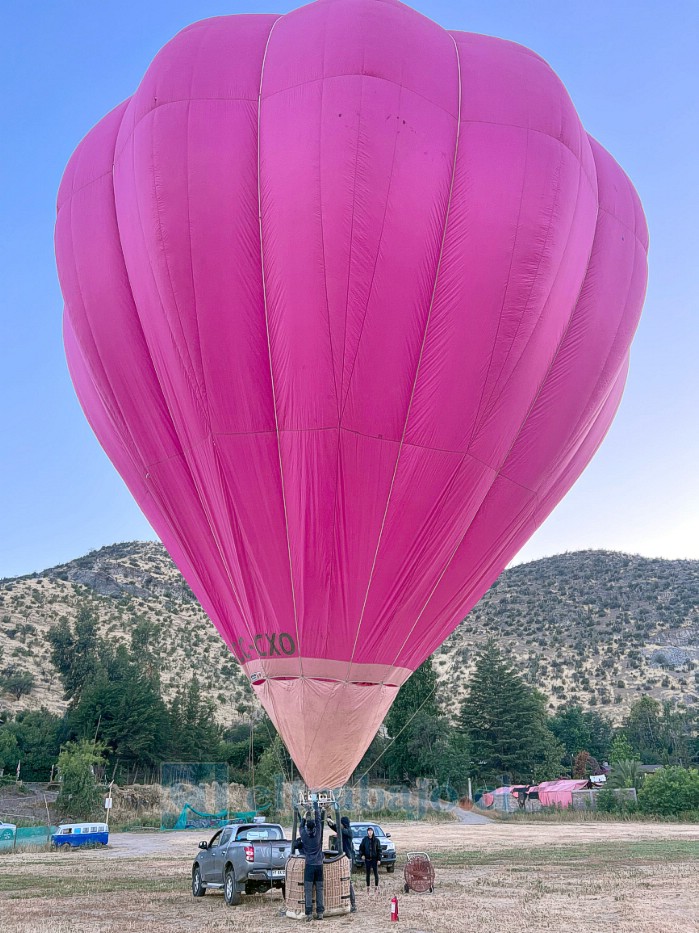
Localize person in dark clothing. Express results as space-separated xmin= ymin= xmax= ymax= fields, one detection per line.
xmin=298 ymin=805 xmax=324 ymax=920
xmin=327 ymin=815 xmax=357 ymax=912
xmin=358 ymin=826 xmax=382 ymax=890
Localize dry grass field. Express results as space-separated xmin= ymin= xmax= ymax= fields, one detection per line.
xmin=1 ymin=821 xmax=697 ymax=933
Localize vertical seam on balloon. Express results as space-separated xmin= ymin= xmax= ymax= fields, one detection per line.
xmin=474 ymin=146 xmax=568 ymax=426
xmin=471 ymin=144 xmax=584 ymax=458
xmin=335 ymin=65 xmax=403 ymax=677
xmin=256 ymin=16 xmax=305 ymax=680
xmin=116 ymin=85 xmax=256 ymax=672
xmin=339 ymin=74 xmax=405 ymax=671
xmin=148 ymin=99 xmax=258 ymax=642
xmin=317 ymin=6 xmax=340 ymax=421
xmin=248 ymin=16 xmax=301 ymax=773
xmin=64 ymin=151 xmax=153 ymax=479
xmin=338 ymin=78 xmax=402 ymax=421
xmin=390 ymin=151 xmax=601 ymax=671
xmin=185 ymin=26 xmax=211 ymax=418
xmin=527 ymin=223 xmax=641 ymax=496
xmin=115 ymin=107 xmax=182 ymax=454
xmin=475 ymin=144 xmax=565 ymax=430
xmin=65 ymin=135 xmax=227 ymax=640
xmin=464 ymin=126 xmax=530 ymax=455
xmin=317 ymin=6 xmax=339 ymax=669
xmin=340 ymin=52 xmax=365 ymax=406
xmin=184 ymin=98 xmax=209 ymax=417
xmin=103 ymin=120 xmax=194 ymax=481
xmin=148 ymin=108 xmax=209 ymax=424
xmin=178 ymin=32 xmax=262 ymax=656
xmin=64 ymin=201 xmax=133 ymax=470
xmin=330 ymin=62 xmax=365 ymax=668
xmin=107 ymin=107 xmax=193 ymax=477
xmin=64 ymin=232 xmax=123 ymax=451
xmin=344 ymin=35 xmax=463 ymax=683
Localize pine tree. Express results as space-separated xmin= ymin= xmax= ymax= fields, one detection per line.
xmin=5 ymin=709 xmax=62 ymax=780
xmin=47 ymin=605 xmax=101 ymax=703
xmin=459 ymin=640 xmax=563 ymax=783
xmin=384 ymin=658 xmax=439 ymax=782
xmin=549 ymin=705 xmax=613 ymax=761
xmin=0 ymin=728 xmax=20 ymax=773
xmin=70 ymin=654 xmax=171 ymax=771
xmin=385 ymin=658 xmax=439 ymax=737
xmin=168 ymin=677 xmax=222 ymax=762
xmin=623 ymin=696 xmax=663 ymax=762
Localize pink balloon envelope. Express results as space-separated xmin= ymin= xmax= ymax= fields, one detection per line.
xmin=56 ymin=0 xmax=648 ymax=788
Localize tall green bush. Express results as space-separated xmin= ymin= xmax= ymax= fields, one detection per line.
xmin=637 ymin=766 xmax=699 ymax=816
xmin=57 ymin=740 xmax=105 ymax=820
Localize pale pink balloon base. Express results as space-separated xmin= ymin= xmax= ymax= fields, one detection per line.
xmin=243 ymin=659 xmax=410 ymax=787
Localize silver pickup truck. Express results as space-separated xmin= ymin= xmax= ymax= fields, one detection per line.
xmin=191 ymin=822 xmax=292 ymax=906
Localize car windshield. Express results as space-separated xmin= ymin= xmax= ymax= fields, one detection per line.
xmin=351 ymin=824 xmax=384 ymax=838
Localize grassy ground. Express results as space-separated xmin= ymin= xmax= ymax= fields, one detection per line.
xmin=0 ymin=822 xmax=697 ymax=932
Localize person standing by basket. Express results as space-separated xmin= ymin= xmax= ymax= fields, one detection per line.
xmin=327 ymin=815 xmax=357 ymax=912
xmin=359 ymin=826 xmax=382 ymax=892
xmin=298 ymin=804 xmax=325 ymax=921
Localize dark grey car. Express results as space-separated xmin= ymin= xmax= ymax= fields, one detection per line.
xmin=192 ymin=822 xmax=292 ymax=906
xmin=329 ymin=821 xmax=397 ymax=872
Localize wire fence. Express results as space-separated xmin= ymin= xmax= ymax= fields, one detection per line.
xmin=0 ymin=824 xmax=57 ymax=851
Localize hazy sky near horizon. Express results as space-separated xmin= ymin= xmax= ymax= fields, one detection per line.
xmin=1 ymin=0 xmax=697 ymax=579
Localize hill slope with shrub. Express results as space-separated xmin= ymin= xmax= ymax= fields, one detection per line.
xmin=1 ymin=544 xmax=697 ymax=724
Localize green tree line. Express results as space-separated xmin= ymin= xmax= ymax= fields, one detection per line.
xmin=0 ymin=605 xmax=279 ymax=784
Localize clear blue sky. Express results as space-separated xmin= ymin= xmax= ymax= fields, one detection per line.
xmin=1 ymin=0 xmax=697 ymax=579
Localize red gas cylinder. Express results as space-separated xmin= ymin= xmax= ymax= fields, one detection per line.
xmin=391 ymin=895 xmax=399 ymax=921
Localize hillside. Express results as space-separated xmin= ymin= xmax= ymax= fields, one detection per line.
xmin=1 ymin=544 xmax=697 ymax=724
xmin=0 ymin=542 xmax=250 ymax=723
xmin=438 ymin=551 xmax=699 ymax=720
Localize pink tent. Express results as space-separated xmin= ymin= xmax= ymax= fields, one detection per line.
xmin=537 ymin=780 xmax=591 ymax=808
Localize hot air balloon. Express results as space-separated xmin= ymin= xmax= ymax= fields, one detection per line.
xmin=56 ymin=0 xmax=648 ymax=789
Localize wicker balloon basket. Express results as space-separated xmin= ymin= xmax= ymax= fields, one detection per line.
xmin=285 ymin=854 xmax=352 ymax=919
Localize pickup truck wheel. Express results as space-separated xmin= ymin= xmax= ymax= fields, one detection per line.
xmin=281 ymin=883 xmax=286 ymax=901
xmin=224 ymin=867 xmax=242 ymax=907
xmin=192 ymin=866 xmax=206 ymax=897
xmin=386 ymin=865 xmax=395 ymax=873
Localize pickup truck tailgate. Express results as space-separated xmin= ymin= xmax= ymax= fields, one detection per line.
xmin=252 ymin=841 xmax=291 ymax=869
